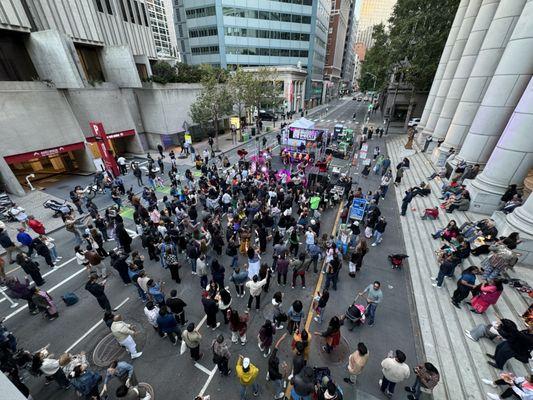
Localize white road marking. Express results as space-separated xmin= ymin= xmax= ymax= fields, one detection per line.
xmin=194 ymin=362 xmax=212 ymax=375
xmin=64 ymin=297 xmax=130 ymax=352
xmin=196 ymin=315 xmax=207 ymax=330
xmin=0 ymin=256 xmax=77 ymax=305
xmin=198 ymin=365 xmax=218 ymax=396
xmin=3 ymin=265 xmax=88 ymax=321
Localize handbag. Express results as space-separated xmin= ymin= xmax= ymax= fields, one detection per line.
xmin=180 ymin=340 xmax=187 ymax=355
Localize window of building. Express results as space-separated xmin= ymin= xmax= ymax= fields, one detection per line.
xmin=76 ymin=44 xmax=105 ymax=82
xmin=0 ymin=32 xmax=38 ymax=81
xmin=119 ymin=0 xmax=128 ymax=21
xmin=191 ymin=45 xmax=219 ymax=55
xmin=134 ymin=1 xmax=142 ymax=25
xmin=127 ymin=0 xmax=135 ymax=22
xmin=141 ymin=3 xmax=149 ymax=26
xmin=226 ymin=46 xmax=307 ymax=58
xmin=95 ymin=0 xmax=104 ymax=12
xmin=104 ymin=0 xmax=113 ymax=14
xmin=136 ymin=63 xmax=149 ymax=80
xmin=185 ymin=6 xmax=216 ymax=18
xmin=224 ymin=27 xmax=309 ymax=42
xmin=189 ymin=26 xmax=218 ymax=38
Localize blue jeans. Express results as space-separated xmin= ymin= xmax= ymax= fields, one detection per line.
xmin=365 ymin=303 xmax=377 ymax=325
xmin=373 ymin=231 xmax=383 ymax=245
xmin=49 ymin=246 xmax=58 ymax=262
xmin=410 ymin=376 xmax=422 ymax=399
xmin=290 ymin=388 xmax=310 ymax=400
xmin=272 ymin=379 xmax=283 ymax=397
xmin=189 ymin=258 xmax=197 ymax=273
xmin=380 ymin=376 xmax=396 ymax=393
xmin=135 ymin=284 xmax=147 ymax=302
xmin=380 ymin=185 xmax=389 ymax=198
xmin=231 ymin=255 xmax=239 ymax=269
xmin=240 ymin=382 xmax=259 ymax=400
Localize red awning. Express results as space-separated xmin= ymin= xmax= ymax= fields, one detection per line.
xmin=4 ymin=142 xmax=86 ymax=164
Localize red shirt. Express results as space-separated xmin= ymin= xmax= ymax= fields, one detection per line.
xmin=28 ymin=219 xmax=45 ymax=235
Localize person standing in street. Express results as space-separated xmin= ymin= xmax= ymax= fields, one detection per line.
xmin=359 ymin=281 xmax=383 ymax=326
xmin=372 ymin=217 xmax=387 ymax=246
xmin=324 ymin=255 xmax=341 ymax=291
xmin=101 ymin=359 xmax=138 ymax=397
xmin=16 ymin=253 xmax=44 ymax=286
xmin=85 ymin=273 xmax=111 ymax=311
xmin=380 ymin=350 xmax=410 ymax=397
xmin=268 ymin=333 xmax=287 ymax=400
xmin=212 ymin=334 xmax=232 ymax=376
xmin=16 ymin=227 xmax=33 ymax=256
xmin=257 ymin=319 xmax=276 ymax=357
xmin=236 ymin=355 xmax=259 ymax=400
xmin=202 ymin=292 xmax=221 ymax=330
xmin=166 ymin=289 xmax=187 ymax=325
xmin=0 ymin=228 xmax=22 ymax=264
xmin=182 ymin=323 xmax=203 ymax=361
xmin=111 ymin=314 xmax=143 ymax=359
xmin=401 ymin=189 xmax=413 ymax=216
xmin=245 ymin=274 xmax=268 ymax=311
xmin=27 ymin=215 xmax=46 ymax=235
xmin=344 ymin=342 xmax=369 ymax=385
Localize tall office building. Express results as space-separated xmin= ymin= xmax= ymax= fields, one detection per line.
xmin=173 ymin=0 xmax=331 ymax=107
xmin=323 ymin=0 xmax=352 ymax=99
xmin=146 ymin=0 xmax=179 ymax=58
xmin=340 ymin=0 xmax=358 ymax=90
xmin=355 ymin=0 xmax=396 ymax=60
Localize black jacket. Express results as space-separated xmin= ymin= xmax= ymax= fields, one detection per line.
xmin=268 ymin=349 xmax=283 ymax=381
xmin=85 ymin=281 xmax=106 ymax=298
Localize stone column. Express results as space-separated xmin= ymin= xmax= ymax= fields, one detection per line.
xmin=432 ymin=0 xmax=501 ymax=160
xmin=442 ymin=0 xmax=527 ymax=154
xmin=423 ymin=0 xmax=483 ymax=140
xmin=467 ymin=76 xmax=533 ymax=214
xmin=505 ymin=194 xmax=533 ymax=237
xmin=417 ymin=0 xmax=470 ymax=134
xmin=457 ymin=0 xmax=533 ymax=165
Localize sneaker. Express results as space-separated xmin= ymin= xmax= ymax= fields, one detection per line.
xmin=212 ymin=322 xmax=221 ymax=330
xmin=277 ymin=325 xmax=284 ymax=330
xmin=344 ymin=378 xmax=354 ymax=385
xmin=253 ymin=391 xmax=259 ymax=397
xmin=487 ymin=394 xmax=501 ymax=400
xmin=371 ymin=243 xmax=377 ymax=247
xmin=302 ymin=286 xmax=306 ymax=289
xmin=464 ymin=330 xmax=475 ymax=341
xmin=430 ymin=276 xmax=436 ymax=281
xmin=482 ymin=379 xmax=496 ymax=387
xmin=131 ymin=352 xmax=143 ymax=359
xmin=227 ymin=369 xmax=232 ymax=376
xmin=431 ymin=283 xmax=438 ymax=287
xmin=241 ymin=341 xmax=246 ymax=346
xmin=258 ymin=343 xmax=264 ymax=351
xmin=291 ymin=286 xmax=295 ymax=289
xmin=378 ymin=379 xmax=382 ymax=389
xmin=313 ymin=317 xmax=320 ymax=323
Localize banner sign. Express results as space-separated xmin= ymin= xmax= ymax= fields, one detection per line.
xmin=89 ymin=121 xmax=120 ymax=177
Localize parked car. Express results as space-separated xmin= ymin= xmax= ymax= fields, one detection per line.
xmin=258 ymin=110 xmax=278 ymax=121
xmin=357 ymin=97 xmax=363 ymax=102
xmin=363 ymin=96 xmax=369 ymax=102
xmin=408 ymin=118 xmax=421 ymax=127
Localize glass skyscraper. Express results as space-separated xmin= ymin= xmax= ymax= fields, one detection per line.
xmin=174 ymin=0 xmax=330 ymax=106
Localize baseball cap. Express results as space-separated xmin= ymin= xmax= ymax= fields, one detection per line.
xmin=242 ymin=358 xmax=250 ymax=368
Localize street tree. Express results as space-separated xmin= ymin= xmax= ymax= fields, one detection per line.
xmin=358 ymin=24 xmax=391 ymax=92
xmin=189 ymin=65 xmax=233 ymax=151
xmin=227 ymin=67 xmax=253 ymax=136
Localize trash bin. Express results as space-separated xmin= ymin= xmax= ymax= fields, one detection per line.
xmin=242 ymin=132 xmax=250 ymax=142
xmin=251 ymin=127 xmax=256 ymax=136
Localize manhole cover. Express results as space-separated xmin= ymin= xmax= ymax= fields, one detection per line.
xmin=93 ymin=319 xmax=146 ymax=367
xmin=138 ymin=382 xmax=155 ymax=399
xmin=93 ymin=333 xmax=126 ymax=367
xmin=314 ymin=335 xmax=350 ymax=365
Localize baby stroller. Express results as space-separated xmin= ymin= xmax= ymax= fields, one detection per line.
xmin=388 ymin=253 xmax=409 ymax=270
xmin=43 ymin=199 xmax=73 ymax=218
xmin=344 ymin=298 xmax=367 ymax=331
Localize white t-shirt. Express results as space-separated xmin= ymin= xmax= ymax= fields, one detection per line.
xmin=305 ymin=231 xmax=315 ymax=245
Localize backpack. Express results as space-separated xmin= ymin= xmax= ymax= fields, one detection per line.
xmin=62 ymin=292 xmax=79 ymax=306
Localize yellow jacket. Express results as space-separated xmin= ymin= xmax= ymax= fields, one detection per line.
xmin=236 ymin=359 xmax=259 ymax=385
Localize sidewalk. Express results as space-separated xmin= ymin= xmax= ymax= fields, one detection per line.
xmin=386 ymin=135 xmax=532 ymax=400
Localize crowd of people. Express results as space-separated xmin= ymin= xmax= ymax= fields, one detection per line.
xmin=1 ymin=122 xmax=531 ymax=400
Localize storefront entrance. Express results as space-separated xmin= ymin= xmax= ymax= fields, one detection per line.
xmin=4 ymin=142 xmax=90 ymax=189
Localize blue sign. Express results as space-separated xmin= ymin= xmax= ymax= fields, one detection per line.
xmin=349 ymin=198 xmax=368 ymax=220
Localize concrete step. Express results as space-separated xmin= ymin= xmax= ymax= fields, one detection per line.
xmin=386 ymin=136 xmax=531 ymax=400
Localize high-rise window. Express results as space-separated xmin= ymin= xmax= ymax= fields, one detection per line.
xmin=95 ymin=0 xmax=104 ymax=12
xmin=119 ymin=0 xmax=128 ymax=21
xmin=104 ymin=0 xmax=113 ymax=14
xmin=134 ymin=1 xmax=142 ymax=25
xmin=127 ymin=0 xmax=136 ymax=22
xmin=185 ymin=6 xmax=216 ymax=18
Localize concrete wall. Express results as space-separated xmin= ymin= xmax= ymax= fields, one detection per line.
xmin=101 ymin=45 xmax=143 ymax=88
xmin=65 ymin=84 xmax=138 ymax=138
xmin=26 ymin=30 xmax=85 ymax=89
xmin=0 ymin=82 xmax=86 ymax=156
xmin=134 ymin=82 xmax=202 ymax=135
xmin=0 ymin=0 xmax=32 ymax=32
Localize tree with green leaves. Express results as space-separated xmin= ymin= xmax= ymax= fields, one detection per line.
xmin=189 ymin=65 xmax=233 ymax=151
xmin=358 ymin=24 xmax=391 ymax=92
xmin=227 ymin=67 xmax=253 ymax=136
xmin=358 ymin=0 xmax=459 ymax=92
xmin=245 ymin=68 xmax=284 ymax=129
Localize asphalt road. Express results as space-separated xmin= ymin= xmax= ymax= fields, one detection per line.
xmin=1 ymin=98 xmax=421 ymax=400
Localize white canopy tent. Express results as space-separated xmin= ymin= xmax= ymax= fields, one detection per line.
xmin=288 ymin=117 xmax=315 ymax=130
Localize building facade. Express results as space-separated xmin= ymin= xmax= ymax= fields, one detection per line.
xmin=0 ymin=0 xmax=201 ymax=197
xmin=323 ymin=0 xmax=352 ymax=100
xmin=340 ymin=0 xmax=358 ymax=92
xmin=354 ymin=0 xmax=396 ymax=55
xmin=173 ymin=0 xmax=330 ymax=107
xmin=146 ymin=0 xmax=179 ymax=58
xmin=417 ymin=0 xmax=533 ymax=243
